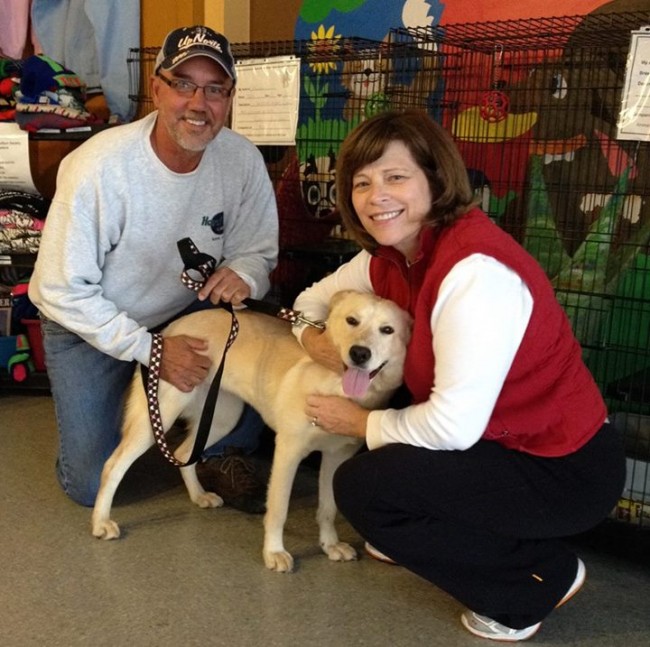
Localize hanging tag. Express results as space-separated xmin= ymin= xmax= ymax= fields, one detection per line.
xmin=617 ymin=25 xmax=650 ymax=141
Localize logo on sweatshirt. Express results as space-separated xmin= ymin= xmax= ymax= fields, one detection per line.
xmin=203 ymin=212 xmax=224 ymax=235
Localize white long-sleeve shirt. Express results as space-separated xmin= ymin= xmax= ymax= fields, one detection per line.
xmin=293 ymin=250 xmax=533 ymax=451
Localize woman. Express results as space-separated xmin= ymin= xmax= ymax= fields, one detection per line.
xmin=292 ymin=110 xmax=625 ymax=641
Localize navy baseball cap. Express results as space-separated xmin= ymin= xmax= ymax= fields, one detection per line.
xmin=155 ymin=26 xmax=236 ymax=81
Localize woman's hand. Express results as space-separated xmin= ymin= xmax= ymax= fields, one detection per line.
xmin=301 ymin=326 xmax=344 ymax=374
xmin=305 ymin=394 xmax=370 ymax=439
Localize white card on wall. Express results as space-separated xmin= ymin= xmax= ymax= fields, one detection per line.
xmin=0 ymin=123 xmax=39 ymax=194
xmin=617 ymin=26 xmax=650 ymax=141
xmin=232 ymin=56 xmax=300 ymax=146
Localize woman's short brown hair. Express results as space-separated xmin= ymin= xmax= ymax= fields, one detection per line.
xmin=336 ymin=109 xmax=476 ymax=252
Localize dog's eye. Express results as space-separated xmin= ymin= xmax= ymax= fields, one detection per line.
xmin=380 ymin=326 xmax=394 ymax=335
xmin=346 ymin=316 xmax=359 ymax=326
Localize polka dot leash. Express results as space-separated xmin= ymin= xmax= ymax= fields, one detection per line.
xmin=143 ymin=332 xmax=184 ymax=466
xmin=142 ymin=240 xmax=240 ymax=467
xmin=179 ymin=237 xmax=216 ymax=293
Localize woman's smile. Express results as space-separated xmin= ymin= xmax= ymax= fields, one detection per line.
xmin=370 ymin=209 xmax=403 ymax=222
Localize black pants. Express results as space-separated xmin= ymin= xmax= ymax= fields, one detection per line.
xmin=333 ymin=423 xmax=626 ymax=629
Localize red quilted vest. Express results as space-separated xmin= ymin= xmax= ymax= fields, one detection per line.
xmin=369 ymin=208 xmax=606 ymax=457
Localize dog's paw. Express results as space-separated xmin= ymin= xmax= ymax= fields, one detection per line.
xmin=192 ymin=492 xmax=224 ymax=509
xmin=92 ymin=519 xmax=121 ymax=540
xmin=264 ymin=549 xmax=294 ymax=573
xmin=323 ymin=541 xmax=358 ymax=562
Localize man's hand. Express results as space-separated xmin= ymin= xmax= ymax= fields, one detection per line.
xmin=198 ymin=267 xmax=251 ymax=306
xmin=159 ymin=335 xmax=211 ymax=392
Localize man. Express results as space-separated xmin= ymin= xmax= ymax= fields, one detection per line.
xmin=28 ymin=26 xmax=278 ymax=513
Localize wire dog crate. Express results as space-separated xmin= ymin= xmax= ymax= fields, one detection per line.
xmin=389 ymin=11 xmax=650 ymax=534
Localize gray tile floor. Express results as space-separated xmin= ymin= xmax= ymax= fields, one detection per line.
xmin=1 ymin=393 xmax=650 ymax=647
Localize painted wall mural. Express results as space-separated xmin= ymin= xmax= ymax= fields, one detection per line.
xmin=286 ymin=0 xmax=614 ymax=223
xmin=280 ymin=1 xmax=444 ymax=226
xmin=271 ymin=0 xmax=650 ymax=396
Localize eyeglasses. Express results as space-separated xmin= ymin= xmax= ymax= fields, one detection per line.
xmin=157 ymin=73 xmax=234 ymax=101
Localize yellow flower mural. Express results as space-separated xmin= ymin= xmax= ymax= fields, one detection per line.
xmin=308 ymin=24 xmax=342 ymax=74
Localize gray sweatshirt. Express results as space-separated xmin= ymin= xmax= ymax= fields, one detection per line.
xmin=29 ymin=112 xmax=278 ymax=365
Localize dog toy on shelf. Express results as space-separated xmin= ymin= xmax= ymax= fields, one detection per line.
xmin=0 ymin=334 xmax=34 ymax=382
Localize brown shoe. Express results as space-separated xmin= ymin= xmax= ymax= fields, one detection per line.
xmin=196 ymin=448 xmax=267 ymax=514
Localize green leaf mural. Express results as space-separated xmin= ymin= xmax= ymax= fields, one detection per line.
xmin=524 ymin=154 xmax=649 ymax=351
xmin=524 ymin=156 xmax=569 ymax=281
xmin=296 ymin=115 xmax=360 ymax=161
xmin=300 ymin=0 xmax=367 ymax=23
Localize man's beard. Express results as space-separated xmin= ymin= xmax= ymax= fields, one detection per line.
xmin=168 ymin=117 xmax=215 ymax=152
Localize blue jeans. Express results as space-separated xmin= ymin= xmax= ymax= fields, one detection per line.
xmin=41 ymin=315 xmax=264 ymax=507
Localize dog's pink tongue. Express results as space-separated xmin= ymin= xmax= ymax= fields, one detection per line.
xmin=342 ymin=367 xmax=371 ymax=398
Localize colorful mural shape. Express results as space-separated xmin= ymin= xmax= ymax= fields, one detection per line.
xmin=488 ymin=2 xmax=649 ymax=357
xmin=287 ymin=0 xmax=617 ymax=227
xmin=442 ymin=0 xmax=650 ymax=389
xmin=296 ymin=0 xmax=441 ymax=42
xmin=290 ymin=0 xmax=444 ymax=220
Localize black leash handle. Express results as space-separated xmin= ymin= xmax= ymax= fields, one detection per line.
xmin=178 ymin=237 xmax=325 ymax=329
xmin=178 ymin=237 xmax=217 ymax=293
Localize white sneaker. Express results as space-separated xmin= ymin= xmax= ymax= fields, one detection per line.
xmin=364 ymin=542 xmax=397 ymax=564
xmin=460 ymin=557 xmax=586 ymax=641
xmin=461 ymin=612 xmax=541 ymax=642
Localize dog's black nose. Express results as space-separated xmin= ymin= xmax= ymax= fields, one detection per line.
xmin=349 ymin=345 xmax=371 ymax=366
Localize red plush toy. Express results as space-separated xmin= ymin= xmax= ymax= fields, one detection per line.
xmin=0 ymin=76 xmax=18 ymax=121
